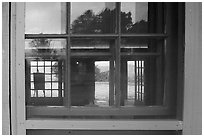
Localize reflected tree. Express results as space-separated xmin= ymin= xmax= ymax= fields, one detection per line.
xmin=72 ymin=10 xmax=99 ymax=33
xmin=29 ymin=37 xmax=52 ymax=55
xmin=71 ymin=8 xmax=148 ymax=34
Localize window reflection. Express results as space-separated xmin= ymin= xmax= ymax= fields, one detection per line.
xmin=71 ymin=2 xmax=116 ymax=34
xmin=121 ymin=2 xmax=164 ymax=33
xmin=70 ymin=39 xmax=113 ymax=107
xmin=121 ymin=38 xmax=165 ymax=106
xmin=25 ymin=2 xmax=67 ymax=34
xmin=25 ymin=39 xmax=66 ymax=106
xmin=121 ymin=2 xmax=148 ymax=33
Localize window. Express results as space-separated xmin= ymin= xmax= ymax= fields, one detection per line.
xmin=25 ymin=2 xmax=179 ymax=119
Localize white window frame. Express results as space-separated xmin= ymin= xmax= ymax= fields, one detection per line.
xmin=6 ymin=2 xmax=201 ymax=135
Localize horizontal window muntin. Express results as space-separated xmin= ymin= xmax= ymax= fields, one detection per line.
xmin=25 ymin=33 xmax=168 ymax=38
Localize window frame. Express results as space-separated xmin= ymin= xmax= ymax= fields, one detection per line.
xmin=9 ymin=2 xmax=186 ymax=134
xmin=24 ymin=2 xmax=177 ymax=117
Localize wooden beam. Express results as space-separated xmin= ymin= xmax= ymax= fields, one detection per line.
xmin=26 ymin=106 xmax=173 ymax=117
xmin=15 ymin=3 xmax=26 ymax=134
xmin=25 ymin=119 xmax=183 ymax=130
xmin=10 ymin=3 xmax=17 ymax=134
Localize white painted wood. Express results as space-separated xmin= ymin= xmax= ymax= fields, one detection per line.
xmin=26 ymin=106 xmax=172 ymax=116
xmin=10 ymin=2 xmax=26 ymax=134
xmin=15 ymin=2 xmax=26 ymax=135
xmin=2 ymin=2 xmax=10 ymax=135
xmin=26 ymin=120 xmax=183 ymax=130
xmin=10 ymin=3 xmax=17 ymax=134
xmin=183 ymin=2 xmax=202 ymax=135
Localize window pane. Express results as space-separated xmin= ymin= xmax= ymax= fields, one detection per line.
xmin=38 ymin=61 xmax=44 ymax=66
xmin=45 ymin=82 xmax=51 ymax=89
xmin=71 ymin=39 xmax=114 ymax=107
xmin=31 ymin=61 xmax=37 ymax=66
xmin=31 ymin=90 xmax=37 ymax=97
xmin=71 ymin=2 xmax=116 ymax=34
xmin=121 ymin=38 xmax=165 ymax=106
xmin=52 ymin=74 xmax=58 ymax=81
xmin=25 ymin=2 xmax=67 ymax=34
xmin=52 ymin=82 xmax=58 ymax=89
xmin=121 ymin=2 xmax=164 ymax=33
xmin=52 ymin=90 xmax=59 ymax=97
xmin=25 ymin=39 xmax=66 ymax=106
xmin=38 ymin=90 xmax=45 ymax=97
xmin=38 ymin=67 xmax=44 ymax=73
xmin=95 ymin=61 xmax=109 ymax=106
xmin=45 ymin=90 xmax=51 ymax=97
xmin=45 ymin=74 xmax=51 ymax=81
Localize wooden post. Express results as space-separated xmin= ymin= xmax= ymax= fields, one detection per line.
xmin=15 ymin=2 xmax=26 ymax=134
xmin=2 ymin=2 xmax=10 ymax=135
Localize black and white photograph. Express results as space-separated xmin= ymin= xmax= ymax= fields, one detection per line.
xmin=2 ymin=1 xmax=202 ymax=135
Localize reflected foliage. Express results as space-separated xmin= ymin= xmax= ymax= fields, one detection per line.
xmin=95 ymin=65 xmax=109 ymax=82
xmin=29 ymin=38 xmax=52 ymax=54
xmin=71 ymin=8 xmax=148 ymax=34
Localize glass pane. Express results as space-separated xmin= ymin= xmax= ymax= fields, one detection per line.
xmin=25 ymin=2 xmax=67 ymax=34
xmin=45 ymin=67 xmax=51 ymax=73
xmin=31 ymin=82 xmax=34 ymax=89
xmin=45 ymin=90 xmax=51 ymax=97
xmin=38 ymin=61 xmax=44 ymax=66
xmin=52 ymin=82 xmax=58 ymax=89
xmin=71 ymin=39 xmax=114 ymax=107
xmin=31 ymin=90 xmax=37 ymax=97
xmin=121 ymin=38 xmax=164 ymax=106
xmin=38 ymin=67 xmax=44 ymax=73
xmin=121 ymin=2 xmax=164 ymax=33
xmin=52 ymin=74 xmax=58 ymax=81
xmin=38 ymin=90 xmax=45 ymax=97
xmin=127 ymin=61 xmax=135 ymax=106
xmin=45 ymin=82 xmax=51 ymax=89
xmin=95 ymin=61 xmax=109 ymax=106
xmin=52 ymin=90 xmax=59 ymax=97
xmin=45 ymin=74 xmax=51 ymax=81
xmin=30 ymin=74 xmax=34 ymax=81
xmin=71 ymin=2 xmax=116 ymax=34
xmin=52 ymin=67 xmax=58 ymax=73
xmin=31 ymin=67 xmax=37 ymax=73
xmin=25 ymin=39 xmax=66 ymax=106
xmin=45 ymin=61 xmax=52 ymax=66
xmin=31 ymin=61 xmax=37 ymax=66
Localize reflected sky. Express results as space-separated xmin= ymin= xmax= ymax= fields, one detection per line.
xmin=25 ymin=2 xmax=66 ymax=34
xmin=121 ymin=2 xmax=148 ymax=23
xmin=25 ymin=2 xmax=147 ymax=34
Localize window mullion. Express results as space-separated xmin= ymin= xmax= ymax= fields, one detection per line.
xmin=115 ymin=2 xmax=121 ymax=107
xmin=64 ymin=2 xmax=71 ymax=108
